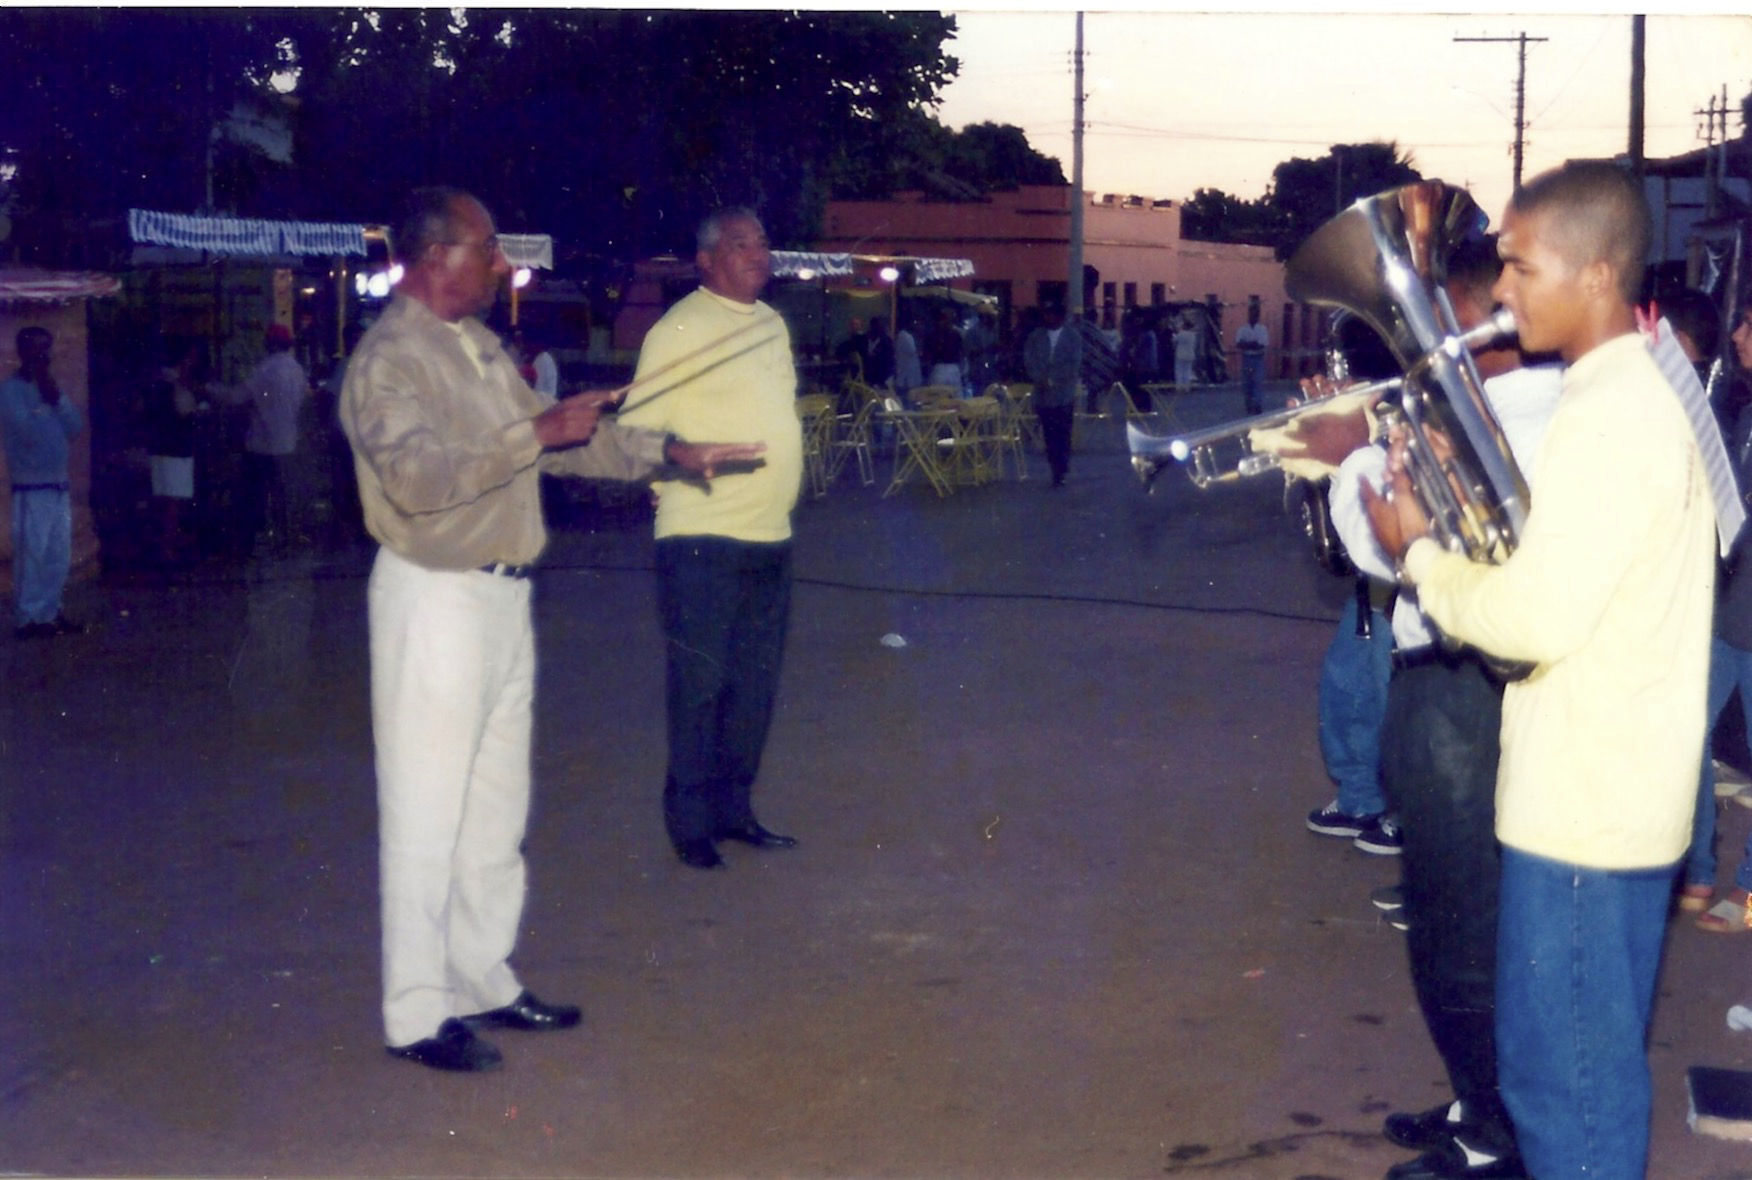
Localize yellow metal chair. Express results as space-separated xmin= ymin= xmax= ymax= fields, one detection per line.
xmin=1073 ymin=380 xmax=1116 ymax=448
xmin=880 ymin=397 xmax=954 ymax=498
xmin=1140 ymin=381 xmax=1187 ymax=433
xmin=795 ymin=393 xmax=838 ymax=498
xmin=998 ymin=382 xmax=1042 ymax=454
xmin=942 ymin=395 xmax=1003 ymax=486
xmin=982 ymin=384 xmax=1029 ymax=480
xmin=908 ymin=383 xmax=960 ymax=408
xmin=827 ymin=392 xmax=881 ymax=488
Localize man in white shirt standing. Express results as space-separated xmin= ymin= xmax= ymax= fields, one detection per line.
xmin=232 ymin=323 xmax=309 ymax=554
xmin=1234 ymin=300 xmax=1270 ymax=414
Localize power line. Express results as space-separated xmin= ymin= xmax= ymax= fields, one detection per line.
xmin=1455 ymin=32 xmax=1549 ymax=190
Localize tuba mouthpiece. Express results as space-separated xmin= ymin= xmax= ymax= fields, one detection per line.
xmin=1443 ymin=306 xmax=1517 ymax=359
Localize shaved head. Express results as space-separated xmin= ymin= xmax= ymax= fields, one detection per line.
xmin=1508 ymin=162 xmax=1650 ymax=305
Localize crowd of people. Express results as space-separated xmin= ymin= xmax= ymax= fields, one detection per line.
xmin=7 ymin=164 xmax=1752 ymax=1177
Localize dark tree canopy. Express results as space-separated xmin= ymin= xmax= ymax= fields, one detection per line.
xmin=1180 ymin=187 xmax=1281 ymax=249
xmin=0 ymin=8 xmax=966 ymax=264
xmin=835 ymin=119 xmax=1065 ymax=201
xmin=1179 ymin=142 xmax=1423 ymax=261
xmin=0 ymin=14 xmax=1416 ymax=272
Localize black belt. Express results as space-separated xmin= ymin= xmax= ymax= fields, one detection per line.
xmin=1391 ymin=645 xmax=1455 ymax=672
xmin=477 ymin=562 xmax=535 ymax=579
xmin=11 ymin=482 xmax=68 ymax=493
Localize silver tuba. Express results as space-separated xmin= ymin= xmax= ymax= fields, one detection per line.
xmin=1285 ymin=180 xmax=1527 ymax=563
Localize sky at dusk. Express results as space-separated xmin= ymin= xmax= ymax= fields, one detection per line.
xmin=933 ymin=9 xmax=1752 ymax=227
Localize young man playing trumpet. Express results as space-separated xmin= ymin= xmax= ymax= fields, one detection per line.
xmin=1364 ymin=162 xmax=1714 ymax=1180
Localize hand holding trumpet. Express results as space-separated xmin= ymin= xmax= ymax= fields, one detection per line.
xmin=1359 ymin=426 xmax=1433 ymax=562
xmin=1260 ymin=377 xmax=1393 ymax=472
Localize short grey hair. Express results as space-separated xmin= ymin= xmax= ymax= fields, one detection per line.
xmin=393 ymin=186 xmax=472 ymax=265
xmin=697 ymin=207 xmax=763 ymax=253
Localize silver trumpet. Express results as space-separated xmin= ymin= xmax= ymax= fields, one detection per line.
xmin=1128 ymin=376 xmax=1403 ymax=491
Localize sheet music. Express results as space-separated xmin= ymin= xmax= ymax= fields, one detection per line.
xmin=1648 ymin=316 xmax=1744 ymax=557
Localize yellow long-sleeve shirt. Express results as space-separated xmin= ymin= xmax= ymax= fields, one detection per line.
xmin=621 ymin=287 xmax=801 ymax=543
xmin=1405 ymin=332 xmax=1715 ymax=869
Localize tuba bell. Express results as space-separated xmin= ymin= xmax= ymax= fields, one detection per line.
xmin=1285 ymin=180 xmax=1527 ymax=563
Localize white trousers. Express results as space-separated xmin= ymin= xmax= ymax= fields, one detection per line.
xmin=368 ymin=547 xmax=533 ymax=1046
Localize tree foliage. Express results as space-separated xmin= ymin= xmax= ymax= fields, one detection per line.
xmin=1179 ymin=142 xmax=1423 ymax=261
xmin=0 ymin=9 xmax=313 ymax=253
xmin=0 ymin=8 xmax=966 ymax=264
xmin=833 ymin=118 xmax=1065 ymax=201
xmin=1180 ymin=187 xmax=1281 ymax=249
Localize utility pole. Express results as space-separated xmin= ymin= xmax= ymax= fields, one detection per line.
xmin=1068 ymin=11 xmax=1085 ymax=322
xmin=1695 ymin=85 xmax=1733 ymax=219
xmin=1629 ymin=15 xmax=1645 ymax=178
xmin=1455 ymin=31 xmax=1548 ymax=192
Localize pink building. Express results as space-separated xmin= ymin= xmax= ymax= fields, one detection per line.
xmin=819 ymin=185 xmax=1318 ymax=380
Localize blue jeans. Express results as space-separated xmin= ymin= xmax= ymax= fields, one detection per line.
xmin=11 ymin=485 xmax=70 ymax=626
xmin=1685 ymin=636 xmax=1752 ymax=889
xmin=1496 ymin=846 xmax=1676 ymax=1180
xmin=1240 ymin=352 xmax=1265 ymax=414
xmin=1317 ymin=590 xmax=1392 ymax=817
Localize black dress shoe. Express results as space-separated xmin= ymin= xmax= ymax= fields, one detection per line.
xmin=1385 ymin=1138 xmax=1527 ymax=1180
xmin=466 ymin=989 xmax=582 ymax=1032
xmin=387 ymin=1017 xmax=503 ymax=1072
xmin=716 ymin=821 xmax=798 ymax=850
xmin=1385 ymin=1102 xmax=1465 ymax=1152
xmin=673 ymin=836 xmax=726 ymax=869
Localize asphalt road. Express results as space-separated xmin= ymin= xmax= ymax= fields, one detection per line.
xmin=4 ymin=392 xmax=1752 ymax=1179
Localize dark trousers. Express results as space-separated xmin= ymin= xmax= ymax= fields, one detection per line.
xmin=1381 ymin=648 xmax=1515 ymax=1154
xmin=242 ymin=451 xmax=293 ymax=549
xmin=1037 ymin=403 xmax=1073 ymax=485
xmin=655 ymin=536 xmax=792 ymax=843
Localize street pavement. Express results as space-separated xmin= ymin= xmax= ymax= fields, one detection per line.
xmin=4 ymin=384 xmax=1752 ymax=1178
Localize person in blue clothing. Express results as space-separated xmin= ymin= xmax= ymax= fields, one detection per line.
xmin=0 ymin=327 xmax=84 ymax=638
xmin=1306 ymin=580 xmax=1398 ymax=854
xmin=1683 ymin=297 xmax=1752 ymax=932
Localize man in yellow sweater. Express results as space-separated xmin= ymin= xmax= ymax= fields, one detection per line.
xmin=621 ymin=208 xmax=805 ymax=870
xmin=1365 ymin=162 xmax=1714 ymax=1179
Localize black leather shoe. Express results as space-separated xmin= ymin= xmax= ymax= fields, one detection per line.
xmin=1385 ymin=1138 xmax=1527 ymax=1180
xmin=387 ymin=1017 xmax=503 ymax=1072
xmin=466 ymin=989 xmax=581 ymax=1032
xmin=673 ymin=836 xmax=726 ymax=869
xmin=716 ymin=821 xmax=798 ymax=850
xmin=1385 ymin=1102 xmax=1465 ymax=1152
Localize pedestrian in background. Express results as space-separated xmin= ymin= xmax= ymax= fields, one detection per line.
xmin=220 ymin=323 xmax=308 ymax=555
xmin=0 ymin=326 xmax=84 ymax=637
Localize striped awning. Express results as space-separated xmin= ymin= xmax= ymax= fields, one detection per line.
xmin=0 ymin=269 xmax=122 ymax=304
xmin=772 ymin=251 xmax=855 ymax=278
xmin=912 ymin=257 xmax=975 ymax=283
xmin=128 ymin=209 xmax=368 ymax=257
xmin=770 ymin=251 xmax=974 ymax=283
xmin=498 ymin=233 xmax=553 ymax=270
